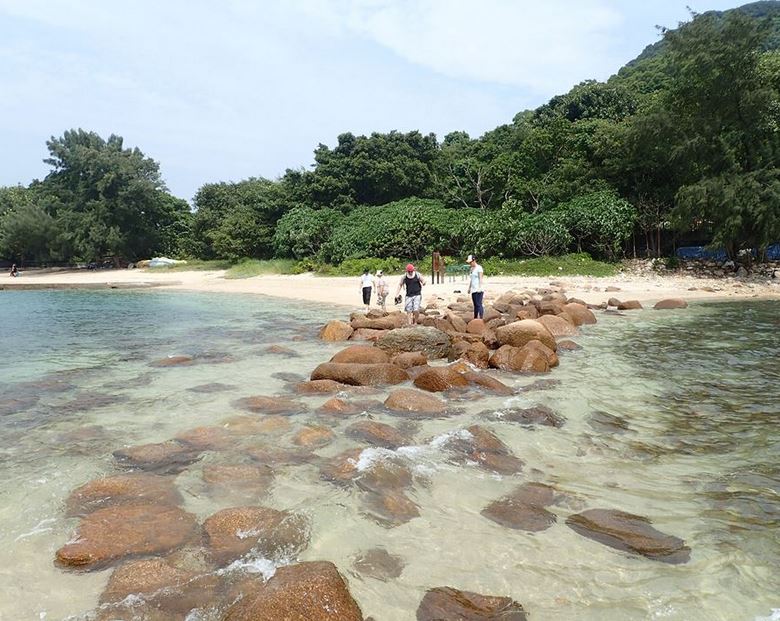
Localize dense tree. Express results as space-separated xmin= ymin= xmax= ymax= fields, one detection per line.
xmin=0 ymin=201 xmax=57 ymax=264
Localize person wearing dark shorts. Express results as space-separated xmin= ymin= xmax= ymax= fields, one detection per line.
xmin=466 ymin=254 xmax=484 ymax=319
xmin=395 ymin=263 xmax=426 ymax=325
xmin=360 ymin=268 xmax=373 ymax=313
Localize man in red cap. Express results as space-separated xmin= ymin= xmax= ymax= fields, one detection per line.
xmin=395 ymin=263 xmax=426 ymax=325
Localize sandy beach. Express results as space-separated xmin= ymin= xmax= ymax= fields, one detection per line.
xmin=3 ymin=266 xmax=779 ymax=309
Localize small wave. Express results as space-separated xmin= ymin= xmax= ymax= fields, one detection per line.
xmin=755 ymin=609 xmax=780 ymax=621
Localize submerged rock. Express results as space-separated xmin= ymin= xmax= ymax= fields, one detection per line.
xmin=417 ymin=586 xmax=528 ymax=621
xmin=66 ymin=473 xmax=182 ymax=517
xmin=444 ymin=425 xmax=524 ymax=475
xmin=588 ymin=410 xmax=631 ymax=434
xmin=482 ymin=483 xmax=558 ymax=532
xmin=224 ymin=561 xmax=364 ymax=621
xmin=311 ymin=362 xmax=409 ymax=386
xmin=565 ymin=508 xmax=691 ymax=564
xmin=653 ymin=298 xmax=689 ymax=310
xmin=175 ymin=425 xmax=234 ymax=451
xmin=413 ymin=367 xmax=470 ymax=392
xmin=352 ymin=548 xmax=405 ymax=581
xmin=187 ymin=382 xmax=236 ymax=393
xmin=294 ymin=379 xmax=351 ymax=394
xmin=233 ymin=395 xmax=307 ymax=415
xmin=149 ymin=355 xmax=195 ymax=367
xmin=202 ymin=464 xmax=274 ymax=494
xmin=346 ymin=421 xmax=410 ymax=449
xmin=113 ymin=441 xmax=202 ymax=475
xmin=292 ymin=425 xmax=335 ymax=448
xmin=362 ymin=488 xmax=420 ymax=527
xmin=375 ymin=326 xmax=451 ymax=359
xmin=0 ymin=395 xmax=39 ymax=416
xmin=486 ymin=404 xmax=566 ymax=428
xmin=203 ymin=506 xmax=309 ymax=567
xmin=385 ymin=388 xmax=447 ymax=416
xmin=56 ymin=504 xmax=198 ymax=570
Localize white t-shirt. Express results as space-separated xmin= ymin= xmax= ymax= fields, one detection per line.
xmin=469 ymin=264 xmax=484 ymax=292
xmin=361 ymin=273 xmax=374 ymax=288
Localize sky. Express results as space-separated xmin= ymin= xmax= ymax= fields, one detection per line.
xmin=0 ymin=0 xmax=746 ymax=201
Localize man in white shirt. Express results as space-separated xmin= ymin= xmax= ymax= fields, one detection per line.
xmin=466 ymin=254 xmax=484 ymax=319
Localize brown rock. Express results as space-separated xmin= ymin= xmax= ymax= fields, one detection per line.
xmin=496 ymin=319 xmax=557 ymax=351
xmin=311 ymin=362 xmax=409 ymax=386
xmin=433 ymin=317 xmax=456 ymax=333
xmin=294 ymin=379 xmax=351 ymax=394
xmin=385 ymin=388 xmax=447 ymax=416
xmin=319 ymin=320 xmax=354 ymax=341
xmin=149 ymin=355 xmax=195 ymax=368
xmin=292 ymin=425 xmax=335 ymax=448
xmin=566 ymin=509 xmax=691 ymax=564
xmin=536 ymin=314 xmax=578 ymax=337
xmin=653 ymin=298 xmax=688 ymax=310
xmin=349 ymin=328 xmax=387 ymax=342
xmin=463 ymin=371 xmax=514 ymax=395
xmin=557 ymin=339 xmax=581 ymax=351
xmin=481 ymin=483 xmax=557 ymax=532
xmin=223 ymin=561 xmax=364 ymax=621
xmin=247 ymin=445 xmax=313 ymax=466
xmin=352 ymin=548 xmax=404 ymax=581
xmin=346 ymin=421 xmax=410 ymax=449
xmin=350 ymin=315 xmax=405 ymax=330
xmin=452 ymin=340 xmax=491 ymax=369
xmin=362 ymin=489 xmax=420 ymax=527
xmin=66 ymin=474 xmax=182 ymax=517
xmin=375 ymin=326 xmax=452 ymax=359
xmin=618 ymin=300 xmax=643 ymax=310
xmin=222 ymin=415 xmax=291 ymax=436
xmin=446 ymin=312 xmax=469 ymax=333
xmin=488 ymin=404 xmax=565 ymax=427
xmin=607 ymin=297 xmax=622 ymax=307
xmin=522 ymin=339 xmax=559 ymax=368
xmin=466 ymin=319 xmax=486 ymax=335
xmin=233 ymin=395 xmax=307 ymax=415
xmin=320 ymin=449 xmax=364 ymax=485
xmin=391 ymin=351 xmax=428 ymax=369
xmin=202 ymin=464 xmax=274 ymax=493
xmin=445 ymin=425 xmax=524 ymax=475
xmin=417 ymin=587 xmax=527 ymax=621
xmin=563 ymin=302 xmax=597 ymax=325
xmin=56 ymin=504 xmax=198 ymax=570
xmin=489 ymin=344 xmax=550 ymax=374
xmin=113 ymin=441 xmax=201 ymax=475
xmin=331 ymin=345 xmax=390 ymax=365
xmin=175 ymin=426 xmax=233 ymax=451
xmin=413 ymin=367 xmax=470 ymax=392
xmin=204 ymin=506 xmax=309 ymax=566
xmin=316 ymin=397 xmax=363 ymax=416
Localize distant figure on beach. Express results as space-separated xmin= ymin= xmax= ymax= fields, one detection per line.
xmin=374 ymin=270 xmax=389 ymax=311
xmin=9 ymin=264 xmax=18 ymax=278
xmin=360 ymin=268 xmax=374 ymax=313
xmin=466 ymin=254 xmax=484 ymax=319
xmin=395 ymin=263 xmax=426 ymax=325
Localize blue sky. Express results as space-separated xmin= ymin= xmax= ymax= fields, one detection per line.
xmin=0 ymin=0 xmax=745 ymax=201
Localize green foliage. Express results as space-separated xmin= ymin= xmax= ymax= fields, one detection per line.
xmin=150 ymin=259 xmax=233 ymax=271
xmin=324 ymin=257 xmax=407 ymax=276
xmin=224 ymin=259 xmax=299 ymax=278
xmin=0 ymin=202 xmax=58 ymax=264
xmin=272 ymin=207 xmax=343 ymax=259
xmin=479 ymin=253 xmax=618 ymax=277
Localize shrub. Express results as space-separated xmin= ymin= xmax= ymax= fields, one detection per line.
xmin=273 ymin=207 xmax=343 ymax=259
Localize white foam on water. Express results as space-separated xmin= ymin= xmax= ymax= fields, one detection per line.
xmin=15 ymin=518 xmax=56 ymax=542
xmin=217 ymin=553 xmax=279 ymax=581
xmin=353 ymin=447 xmax=396 ymax=471
xmin=755 ymin=609 xmax=780 ymax=621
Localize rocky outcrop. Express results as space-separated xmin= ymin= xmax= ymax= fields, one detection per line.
xmin=391 ymin=351 xmax=428 ymax=369
xmin=496 ymin=320 xmax=557 ymax=351
xmin=566 ymin=509 xmax=691 ymax=564
xmin=536 ymin=314 xmax=578 ymax=337
xmin=376 ymin=326 xmax=451 ymax=359
xmin=311 ymin=362 xmax=409 ymax=386
xmin=417 ymin=587 xmax=527 ymax=621
xmin=450 ymin=340 xmax=490 ymax=369
xmin=489 ymin=343 xmax=551 ymax=374
xmin=224 ymin=561 xmax=364 ymax=621
xmin=331 ymin=345 xmax=390 ymax=365
xmin=319 ymin=320 xmax=354 ymax=341
xmin=413 ymin=367 xmax=470 ymax=392
xmin=563 ymin=302 xmax=597 ymax=325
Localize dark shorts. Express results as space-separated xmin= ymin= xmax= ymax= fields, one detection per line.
xmin=362 ymin=286 xmax=372 ymax=305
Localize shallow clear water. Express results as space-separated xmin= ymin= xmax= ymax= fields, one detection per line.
xmin=0 ymin=291 xmax=778 ymax=621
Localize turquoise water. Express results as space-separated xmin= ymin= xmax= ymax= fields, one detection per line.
xmin=0 ymin=291 xmax=778 ymax=620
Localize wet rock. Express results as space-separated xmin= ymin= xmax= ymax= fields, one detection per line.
xmin=481 ymin=483 xmax=557 ymax=532
xmin=362 ymin=488 xmax=420 ymax=527
xmin=486 ymin=404 xmax=566 ymax=428
xmin=271 ymin=372 xmax=306 ymax=383
xmin=317 ymin=397 xmax=363 ymax=416
xmin=56 ymin=392 xmax=124 ymax=414
xmin=264 ymin=344 xmax=300 ymax=357
xmin=247 ymin=445 xmax=314 ymax=466
xmin=222 ymin=415 xmax=291 ymax=436
xmin=204 ymin=506 xmax=309 ymax=566
xmin=391 ymin=351 xmax=428 ymax=369
xmin=319 ymin=320 xmax=354 ymax=341
xmin=351 ymin=315 xmax=405 ymax=331
xmin=66 ymin=473 xmax=182 ymax=517
xmin=187 ymin=382 xmax=236 ymax=393
xmin=536 ymin=314 xmax=578 ymax=337
xmin=489 ymin=344 xmax=550 ymax=374
xmin=175 ymin=425 xmax=234 ymax=451
xmin=450 ymin=340 xmax=490 ymax=369
xmin=320 ymin=449 xmax=364 ymax=485
xmin=292 ymin=425 xmax=335 ymax=448
xmin=557 ymin=339 xmax=581 ymax=351
xmin=149 ymin=355 xmax=195 ymax=367
xmin=496 ymin=319 xmax=557 ymax=351
xmin=562 ymin=302 xmax=597 ymax=325
xmin=223 ymin=561 xmax=364 ymax=621
xmin=352 ymin=548 xmax=404 ymax=580
xmin=520 ymin=378 xmax=561 ymax=392
xmin=311 ymin=362 xmax=409 ymax=386
xmin=385 ymin=388 xmax=447 ymax=416
xmin=413 ymin=367 xmax=470 ymax=392
xmin=350 ymin=328 xmax=387 ymax=342
xmin=617 ymin=300 xmax=643 ymax=310
xmin=100 ymin=558 xmax=219 ymax=614
xmin=294 ymin=379 xmax=351 ymax=394
xmin=346 ymin=421 xmax=410 ymax=449
xmin=566 ymin=508 xmax=691 ymax=564
xmin=463 ymin=371 xmax=514 ymax=396
xmin=331 ymin=345 xmax=390 ymax=365
xmin=588 ymin=410 xmax=631 ymax=434
xmin=113 ymin=441 xmax=202 ymax=475
xmin=233 ymin=395 xmax=307 ymax=415
xmin=56 ymin=504 xmax=198 ymax=570
xmin=375 ymin=326 xmax=451 ymax=359
xmin=417 ymin=586 xmax=528 ymax=621
xmin=653 ymin=298 xmax=689 ymax=310
xmin=0 ymin=395 xmax=39 ymax=416
xmin=202 ymin=464 xmax=274 ymax=494
xmin=445 ymin=425 xmax=524 ymax=475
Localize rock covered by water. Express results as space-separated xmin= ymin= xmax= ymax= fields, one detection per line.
xmin=375 ymin=326 xmax=452 ymax=359
xmin=311 ymin=362 xmax=409 ymax=386
xmin=417 ymin=586 xmax=528 ymax=620
xmin=482 ymin=482 xmax=558 ymax=532
xmin=65 ymin=473 xmax=182 ymax=516
xmin=113 ymin=440 xmax=202 ymax=475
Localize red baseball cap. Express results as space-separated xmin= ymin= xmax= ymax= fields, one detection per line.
xmin=406 ymin=263 xmax=415 ymax=272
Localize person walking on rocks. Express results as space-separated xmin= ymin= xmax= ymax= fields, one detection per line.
xmin=374 ymin=269 xmax=389 ymax=312
xmin=360 ymin=268 xmax=374 ymax=313
xmin=466 ymin=254 xmax=484 ymax=319
xmin=395 ymin=263 xmax=426 ymax=325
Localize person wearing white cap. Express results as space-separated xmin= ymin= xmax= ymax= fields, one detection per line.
xmin=374 ymin=269 xmax=389 ymax=311
xmin=466 ymin=254 xmax=484 ymax=319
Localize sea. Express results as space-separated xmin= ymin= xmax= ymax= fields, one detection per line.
xmin=0 ymin=289 xmax=778 ymax=621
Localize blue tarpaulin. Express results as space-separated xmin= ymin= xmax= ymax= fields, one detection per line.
xmin=677 ymin=244 xmax=780 ymax=260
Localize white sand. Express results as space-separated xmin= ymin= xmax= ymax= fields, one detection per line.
xmin=4 ymin=266 xmax=779 ymax=309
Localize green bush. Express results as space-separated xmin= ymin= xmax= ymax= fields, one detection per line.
xmin=273 ymin=207 xmax=343 ymax=259
xmin=480 ymin=253 xmax=618 ymax=276
xmin=224 ymin=258 xmax=298 ymax=278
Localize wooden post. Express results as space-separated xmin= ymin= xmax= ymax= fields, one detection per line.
xmin=432 ymin=252 xmax=440 ymax=284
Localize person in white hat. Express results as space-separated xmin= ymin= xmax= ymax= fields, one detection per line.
xmin=374 ymin=269 xmax=389 ymax=311
xmin=466 ymin=254 xmax=484 ymax=319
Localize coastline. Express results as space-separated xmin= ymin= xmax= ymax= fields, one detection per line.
xmin=2 ymin=267 xmax=779 ymax=308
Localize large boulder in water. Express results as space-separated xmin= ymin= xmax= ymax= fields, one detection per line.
xmin=496 ymin=319 xmax=556 ymax=351
xmin=113 ymin=441 xmax=202 ymax=475
xmin=311 ymin=362 xmax=409 ymax=386
xmin=319 ymin=320 xmax=354 ymax=341
xmin=565 ymin=508 xmax=691 ymax=564
xmin=391 ymin=351 xmax=428 ymax=369
xmin=385 ymin=388 xmax=447 ymax=416
xmin=331 ymin=345 xmax=390 ymax=364
xmin=346 ymin=420 xmax=410 ymax=448
xmin=224 ymin=561 xmax=364 ymax=621
xmin=653 ymin=298 xmax=688 ymax=310
xmin=444 ymin=425 xmax=524 ymax=475
xmin=417 ymin=587 xmax=527 ymax=621
xmin=536 ymin=314 xmax=578 ymax=337
xmin=65 ymin=473 xmax=182 ymax=517
xmin=489 ymin=344 xmax=550 ymax=374
xmin=376 ymin=326 xmax=451 ymax=359
xmin=413 ymin=367 xmax=470 ymax=392
xmin=56 ymin=504 xmax=198 ymax=570
xmin=563 ymin=302 xmax=597 ymax=325
xmin=203 ymin=506 xmax=309 ymax=567
xmin=481 ymin=483 xmax=557 ymax=532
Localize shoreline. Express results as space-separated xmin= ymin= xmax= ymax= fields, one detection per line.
xmin=2 ymin=267 xmax=779 ymax=308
